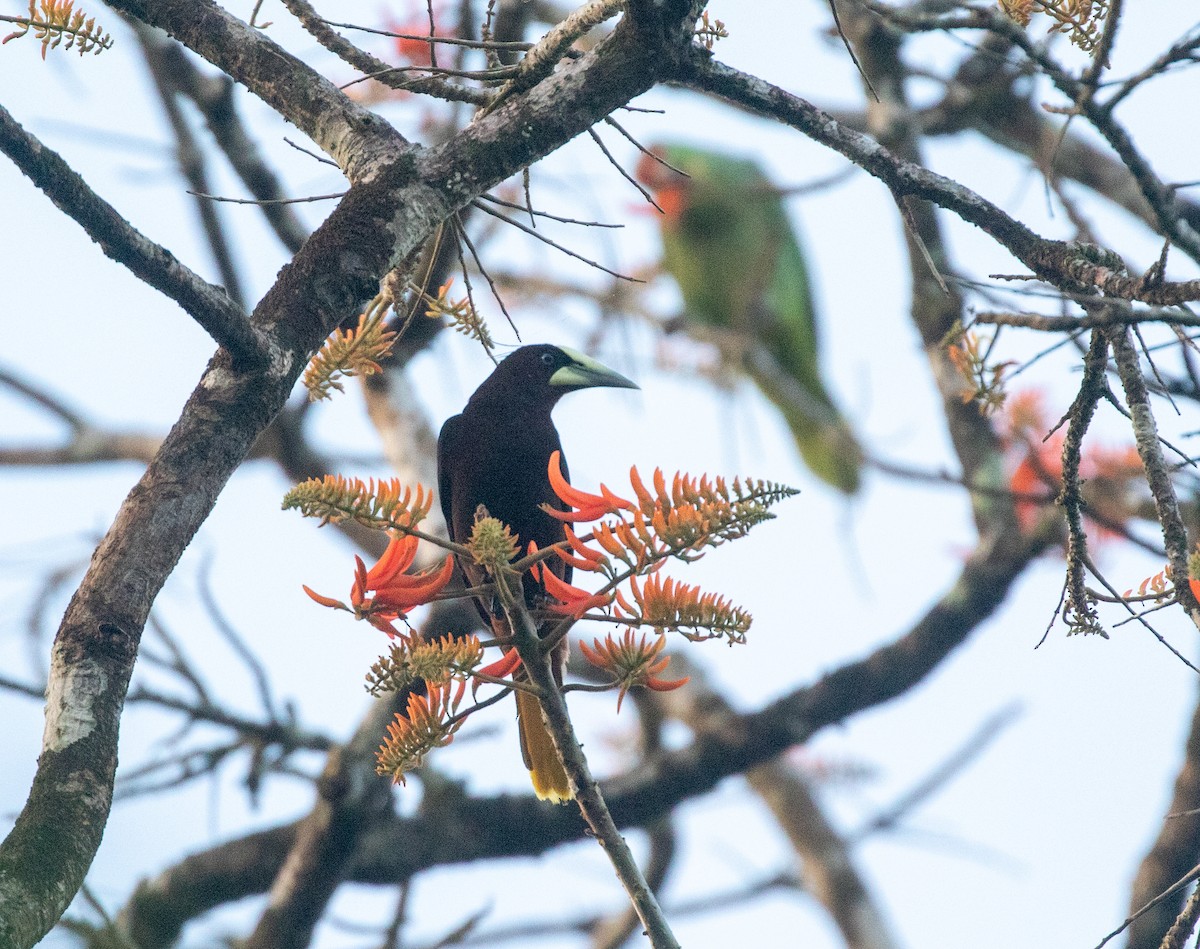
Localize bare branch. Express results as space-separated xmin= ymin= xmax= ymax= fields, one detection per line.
xmin=0 ymin=103 xmax=267 ymax=365
xmin=115 ymin=524 xmax=1047 ymax=943
xmin=1108 ymin=326 xmax=1200 ymax=625
xmin=680 ymin=55 xmax=1200 ymax=305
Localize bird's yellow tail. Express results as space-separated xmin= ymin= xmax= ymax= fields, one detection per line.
xmin=516 ymin=689 xmax=573 ymax=804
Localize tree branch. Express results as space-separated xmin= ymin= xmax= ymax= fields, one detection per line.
xmin=0 ymin=103 xmax=266 ymax=365
xmin=0 ymin=5 xmax=693 ymax=942
xmin=679 ymin=55 xmax=1200 ymax=305
xmin=1127 ymin=682 xmax=1200 ymax=948
xmin=115 ymin=523 xmax=1046 ymax=943
xmin=105 ymin=0 xmax=403 ymax=179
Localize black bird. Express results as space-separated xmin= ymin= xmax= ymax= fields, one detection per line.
xmin=437 ymin=344 xmax=638 ymax=802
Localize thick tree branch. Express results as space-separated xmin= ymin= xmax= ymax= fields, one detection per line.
xmin=0 ymin=6 xmax=694 ymax=943
xmin=1127 ymin=683 xmax=1200 ymax=948
xmin=679 ymin=56 xmax=1200 ymax=306
xmin=0 ymin=103 xmax=266 ymax=365
xmin=116 ymin=523 xmax=1044 ymax=943
xmin=105 ymin=0 xmax=401 ymax=179
xmin=138 ymin=26 xmax=312 ymax=255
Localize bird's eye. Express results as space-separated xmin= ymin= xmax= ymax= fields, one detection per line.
xmin=540 ymin=353 xmax=555 ymax=366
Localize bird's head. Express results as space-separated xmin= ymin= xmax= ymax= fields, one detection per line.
xmin=469 ymin=345 xmax=638 ymax=411
xmin=634 ymin=146 xmax=691 ymax=221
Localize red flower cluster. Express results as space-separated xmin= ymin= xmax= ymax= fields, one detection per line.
xmin=304 ymin=532 xmax=454 ymax=637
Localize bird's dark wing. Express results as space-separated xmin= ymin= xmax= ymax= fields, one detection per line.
xmin=437 ymin=411 xmax=495 ymax=629
xmin=437 ymin=412 xmax=464 ymax=543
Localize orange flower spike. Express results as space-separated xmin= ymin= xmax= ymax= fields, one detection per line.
xmin=613 ymin=587 xmax=637 ymax=616
xmin=537 ymin=562 xmax=614 ymax=618
xmin=554 ymin=549 xmax=602 ymax=573
xmin=554 ymin=549 xmax=604 ymax=571
xmin=552 ymin=525 xmax=607 ymax=573
xmin=545 ymin=450 xmax=633 ymax=522
xmin=601 ymin=483 xmax=631 ymax=510
xmin=579 ymin=631 xmax=688 ymax=711
xmin=644 ymin=669 xmax=690 ymax=694
xmin=593 ymin=522 xmax=626 ymax=558
xmin=627 ymin=574 xmax=647 ymax=611
xmin=629 ymin=465 xmax=656 ymax=515
xmin=365 ymin=534 xmax=419 ymax=590
xmin=302 ymin=585 xmax=350 ymax=611
xmin=478 ymin=647 xmax=523 ymax=680
xmin=367 ymin=613 xmax=405 ymax=639
xmin=612 ymin=514 xmax=638 ymax=551
xmin=564 ymin=525 xmax=606 ymax=565
xmin=350 ymin=555 xmax=370 ymax=607
xmin=631 ymin=509 xmax=655 ymax=546
xmin=372 ymin=555 xmax=455 ymax=611
xmin=651 ymin=506 xmax=671 ymax=539
xmin=577 ymin=637 xmax=605 ymax=667
xmin=653 ymin=467 xmax=669 ymax=508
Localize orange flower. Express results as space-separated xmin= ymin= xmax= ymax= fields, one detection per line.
xmin=551 ymin=525 xmax=609 ymax=573
xmin=579 ymin=631 xmax=689 ymax=711
xmin=530 ymin=549 xmax=614 ymax=619
xmin=544 ymin=450 xmax=633 ymax=522
xmin=376 ymin=678 xmax=467 ymax=784
xmin=304 ymin=533 xmax=454 ymax=637
xmin=477 ymin=647 xmax=523 ymax=680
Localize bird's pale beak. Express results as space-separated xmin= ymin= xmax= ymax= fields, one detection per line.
xmin=549 ymin=347 xmax=639 ymax=391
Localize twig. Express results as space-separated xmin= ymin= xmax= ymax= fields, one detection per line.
xmin=587 ymin=127 xmax=661 ymax=211
xmin=0 ymin=366 xmax=86 ymax=431
xmin=974 ymin=306 xmax=1200 ymax=331
xmin=470 ymin=199 xmax=642 ymax=282
xmin=1095 ymin=861 xmax=1200 ymax=948
xmin=452 ymin=214 xmax=520 ymax=340
xmin=319 ymin=19 xmax=532 ymax=52
xmin=188 ymin=189 xmax=346 ymax=205
xmin=1058 ymin=329 xmax=1108 ymax=636
xmin=197 ymin=554 xmax=278 ymax=719
xmin=1108 ymin=325 xmax=1200 ymax=627
xmin=282 ymin=0 xmax=490 ymax=105
xmin=679 ymin=56 xmax=1200 ymax=306
xmin=476 ymin=192 xmax=622 ymax=227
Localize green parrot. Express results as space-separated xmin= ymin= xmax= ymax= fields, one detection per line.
xmin=636 ymin=143 xmax=861 ymax=494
